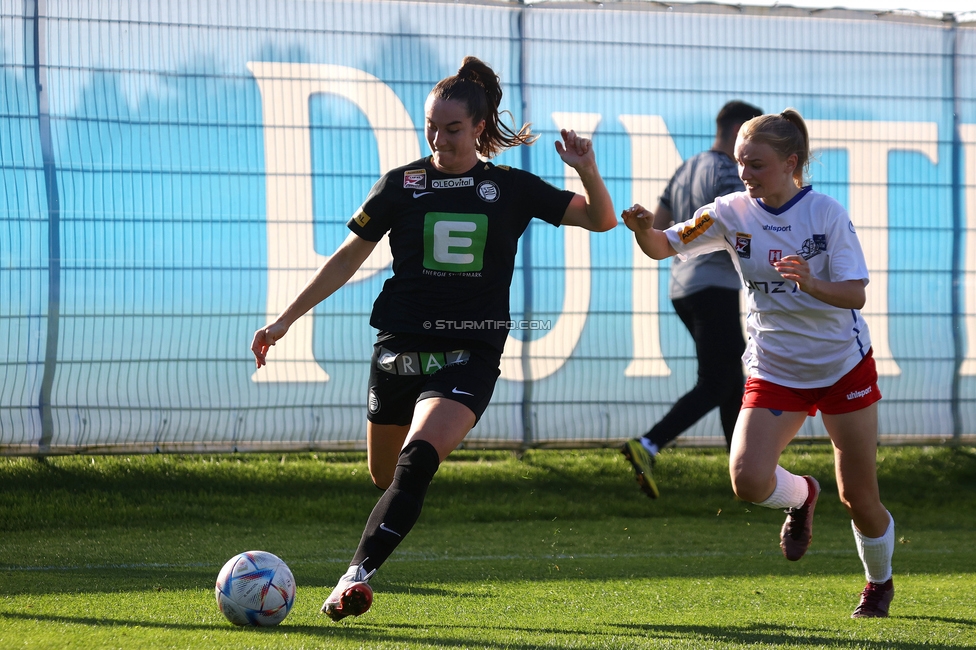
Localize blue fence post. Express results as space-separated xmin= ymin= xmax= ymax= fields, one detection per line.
xmin=948 ymin=15 xmax=964 ymax=445
xmin=29 ymin=0 xmax=61 ymax=456
xmin=517 ymin=5 xmax=534 ymax=451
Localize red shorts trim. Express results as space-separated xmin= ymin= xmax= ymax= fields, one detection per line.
xmin=742 ymin=349 xmax=881 ymax=416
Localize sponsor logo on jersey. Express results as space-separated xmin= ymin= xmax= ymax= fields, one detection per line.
xmin=353 ymin=210 xmax=371 ymax=227
xmin=768 ymin=249 xmax=783 ymax=265
xmin=423 ymin=212 xmax=489 ymax=272
xmin=734 ymin=232 xmax=752 ymax=259
xmin=376 ymin=347 xmax=470 ymax=376
xmin=797 ymin=234 xmax=827 ymax=260
xmin=377 ymin=348 xmax=397 ymax=373
xmin=403 ymin=169 xmax=426 ymax=189
xmin=432 ymin=177 xmax=474 ymax=189
xmin=763 ymin=224 xmax=792 ymax=232
xmin=679 ymin=211 xmax=714 ymax=243
xmin=477 ymin=180 xmax=500 ymax=203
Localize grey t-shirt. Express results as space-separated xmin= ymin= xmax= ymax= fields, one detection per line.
xmin=659 ymin=150 xmax=744 ymax=299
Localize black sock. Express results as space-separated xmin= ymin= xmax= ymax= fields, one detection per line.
xmin=351 ymin=439 xmax=440 ymax=575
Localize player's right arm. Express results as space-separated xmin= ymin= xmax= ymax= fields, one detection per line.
xmin=621 ymin=203 xmax=676 ymax=260
xmin=251 ymin=232 xmax=378 ymax=368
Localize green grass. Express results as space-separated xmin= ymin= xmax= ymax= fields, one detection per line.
xmin=0 ymin=446 xmax=974 ymax=649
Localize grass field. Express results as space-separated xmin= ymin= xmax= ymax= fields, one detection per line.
xmin=0 ymin=445 xmax=974 ymax=649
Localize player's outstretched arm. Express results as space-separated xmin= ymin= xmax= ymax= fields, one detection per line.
xmin=251 ymin=232 xmax=378 ymax=368
xmin=556 ymin=129 xmax=617 ymax=232
xmin=622 ymin=203 xmax=676 ymax=260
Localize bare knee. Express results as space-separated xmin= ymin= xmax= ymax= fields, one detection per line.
xmin=837 ymin=488 xmax=878 ymax=520
xmin=368 ymin=464 xmax=394 ymax=491
xmin=729 ymin=466 xmax=774 ymax=503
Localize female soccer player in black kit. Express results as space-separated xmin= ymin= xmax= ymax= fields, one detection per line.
xmin=250 ymin=56 xmax=617 ymax=621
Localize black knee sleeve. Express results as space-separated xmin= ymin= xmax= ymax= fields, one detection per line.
xmin=390 ymin=439 xmax=440 ymax=497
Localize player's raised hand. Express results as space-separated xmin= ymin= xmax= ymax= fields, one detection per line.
xmin=621 ymin=203 xmax=655 ymax=232
xmin=772 ymin=254 xmax=812 ymax=289
xmin=251 ymin=321 xmax=289 ymax=369
xmin=554 ymin=129 xmax=595 ymax=170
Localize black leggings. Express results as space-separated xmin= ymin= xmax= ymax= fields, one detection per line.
xmin=645 ymin=287 xmax=745 ymax=450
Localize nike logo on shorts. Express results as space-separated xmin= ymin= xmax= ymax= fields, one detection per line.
xmin=452 ymin=387 xmax=474 ymax=396
xmin=413 ymin=191 xmax=433 ymax=198
xmin=379 ymin=523 xmax=402 ymax=537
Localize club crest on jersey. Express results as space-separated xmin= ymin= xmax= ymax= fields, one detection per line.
xmin=477 ymin=180 xmax=500 ymax=203
xmin=368 ymin=388 xmax=381 ymax=414
xmin=768 ymin=249 xmax=783 ymax=265
xmin=734 ymin=232 xmax=751 ymax=259
xmin=403 ymin=169 xmax=426 ymax=189
xmin=797 ymin=234 xmax=827 ymax=260
xmin=679 ymin=211 xmax=714 ymax=244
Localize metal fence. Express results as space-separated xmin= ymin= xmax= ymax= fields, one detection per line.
xmin=2 ymin=0 xmax=975 ymax=454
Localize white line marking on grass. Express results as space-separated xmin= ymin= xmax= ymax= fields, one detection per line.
xmin=1 ymin=562 xmax=216 ymax=572
xmin=1 ymin=548 xmax=954 ymax=572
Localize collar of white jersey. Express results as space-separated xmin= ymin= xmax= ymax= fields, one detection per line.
xmin=757 ymin=185 xmax=813 ymax=216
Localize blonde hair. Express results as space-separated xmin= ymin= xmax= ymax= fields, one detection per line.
xmin=739 ymin=108 xmax=810 ymax=188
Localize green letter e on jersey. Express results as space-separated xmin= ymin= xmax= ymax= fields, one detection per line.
xmin=423 ymin=212 xmax=488 ymax=272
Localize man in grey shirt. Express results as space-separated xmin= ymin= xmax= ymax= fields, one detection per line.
xmin=622 ymin=100 xmax=763 ymax=499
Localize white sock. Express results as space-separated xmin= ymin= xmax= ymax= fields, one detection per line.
xmin=755 ymin=466 xmax=809 ymax=509
xmin=852 ymin=512 xmax=894 ymax=583
xmin=640 ymin=438 xmax=659 ymax=457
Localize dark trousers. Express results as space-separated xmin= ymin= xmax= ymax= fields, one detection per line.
xmin=645 ymin=287 xmax=745 ymax=450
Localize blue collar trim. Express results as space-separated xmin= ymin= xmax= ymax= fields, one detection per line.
xmin=758 ymin=186 xmax=813 ymax=215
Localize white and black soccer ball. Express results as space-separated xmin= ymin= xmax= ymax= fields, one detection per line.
xmin=215 ymin=550 xmax=296 ymax=626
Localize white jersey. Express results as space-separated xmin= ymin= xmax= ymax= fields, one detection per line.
xmin=664 ymin=187 xmax=872 ymax=388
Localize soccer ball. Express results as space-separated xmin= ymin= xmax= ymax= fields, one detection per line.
xmin=215 ymin=550 xmax=296 ymax=626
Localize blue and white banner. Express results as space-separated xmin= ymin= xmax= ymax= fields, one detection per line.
xmin=2 ymin=0 xmax=975 ymax=452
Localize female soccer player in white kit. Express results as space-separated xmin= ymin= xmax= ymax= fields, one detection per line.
xmin=622 ymin=109 xmax=895 ymax=618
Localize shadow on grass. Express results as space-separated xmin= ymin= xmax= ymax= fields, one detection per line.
xmin=3 ymin=609 xmax=975 ymax=649
xmin=612 ymin=622 xmax=976 ymax=649
xmin=0 ymin=610 xmax=913 ymax=650
xmin=899 ymin=615 xmax=976 ymax=627
xmin=0 ymin=611 xmax=616 ymax=650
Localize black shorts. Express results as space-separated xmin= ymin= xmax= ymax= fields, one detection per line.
xmin=366 ymin=335 xmax=501 ymax=426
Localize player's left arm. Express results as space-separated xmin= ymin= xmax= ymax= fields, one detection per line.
xmin=773 ymin=255 xmax=866 ymax=309
xmin=555 ymin=129 xmax=617 ymax=232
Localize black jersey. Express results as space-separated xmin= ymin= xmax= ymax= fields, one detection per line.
xmin=347 ymin=157 xmax=575 ymax=352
